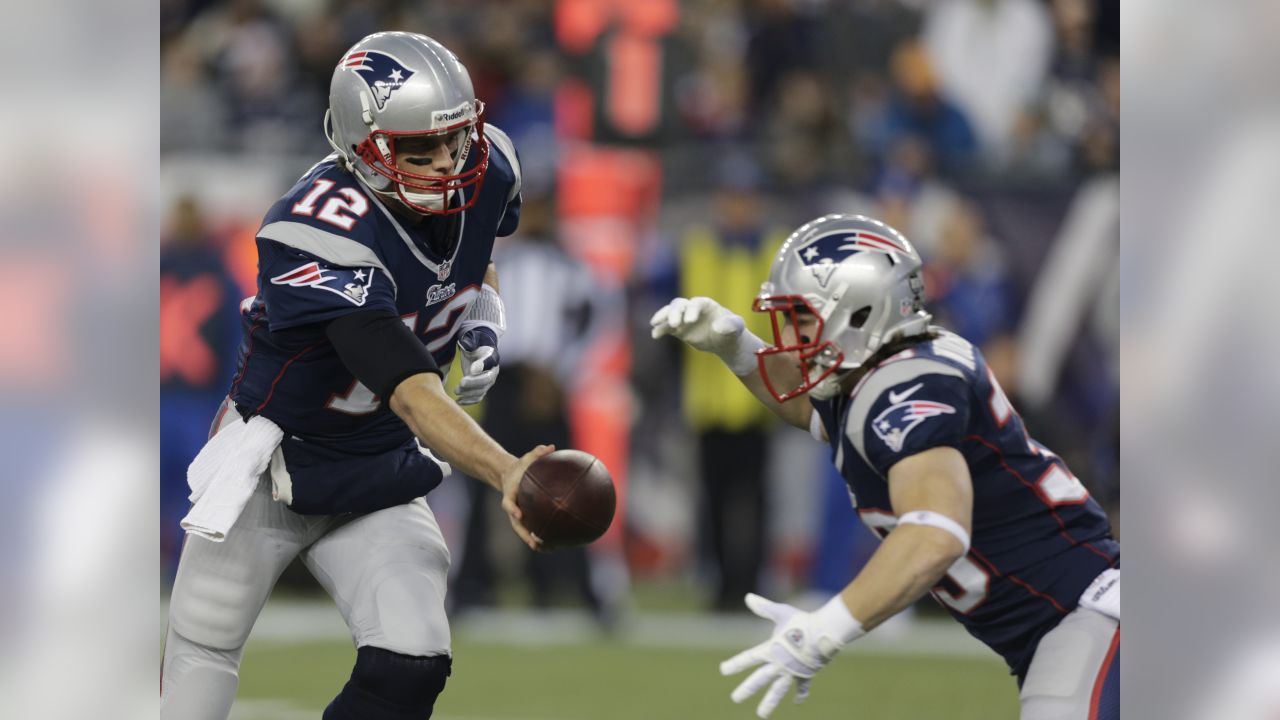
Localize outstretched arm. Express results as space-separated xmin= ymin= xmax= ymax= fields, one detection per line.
xmin=839 ymin=446 xmax=972 ymax=626
xmin=650 ymin=296 xmax=813 ymax=431
xmin=325 ymin=309 xmax=546 ymax=550
xmin=389 ymin=373 xmax=549 ymax=550
xmin=719 ymin=446 xmax=972 ymax=718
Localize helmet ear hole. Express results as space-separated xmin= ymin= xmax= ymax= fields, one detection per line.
xmin=849 ymin=306 xmax=873 ymax=329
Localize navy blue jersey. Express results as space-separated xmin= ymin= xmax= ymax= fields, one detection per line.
xmin=227 ymin=125 xmax=522 ymax=456
xmin=811 ymin=330 xmax=1118 ymax=678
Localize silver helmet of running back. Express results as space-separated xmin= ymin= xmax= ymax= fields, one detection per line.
xmin=753 ymin=214 xmax=931 ymax=402
xmin=326 ymin=32 xmax=489 ymax=215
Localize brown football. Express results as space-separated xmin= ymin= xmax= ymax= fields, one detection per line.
xmin=517 ymin=449 xmax=615 ymax=550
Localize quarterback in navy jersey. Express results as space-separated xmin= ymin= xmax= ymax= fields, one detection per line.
xmin=162 ymin=33 xmax=554 ymax=720
xmin=653 ymin=214 xmax=1119 ymax=720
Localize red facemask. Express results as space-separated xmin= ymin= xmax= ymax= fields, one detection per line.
xmin=752 ymin=294 xmax=845 ymax=403
xmin=354 ymin=101 xmax=490 ymax=215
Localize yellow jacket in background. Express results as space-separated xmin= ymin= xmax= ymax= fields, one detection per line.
xmin=680 ymin=226 xmax=786 ymax=432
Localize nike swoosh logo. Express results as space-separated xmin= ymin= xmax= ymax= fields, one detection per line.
xmin=888 ymin=382 xmax=923 ymax=404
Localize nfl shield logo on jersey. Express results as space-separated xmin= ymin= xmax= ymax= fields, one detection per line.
xmin=872 ymin=399 xmax=956 ymax=452
xmin=343 ymin=50 xmax=415 ymax=109
xmin=795 ymin=230 xmax=908 ymax=288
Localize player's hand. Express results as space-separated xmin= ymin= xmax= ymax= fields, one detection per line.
xmin=499 ymin=444 xmax=554 ymax=552
xmin=650 ymin=296 xmax=745 ymax=350
xmin=720 ymin=594 xmax=864 ymax=718
xmin=650 ymin=297 xmax=763 ymax=375
xmin=456 ymin=326 xmax=500 ymax=405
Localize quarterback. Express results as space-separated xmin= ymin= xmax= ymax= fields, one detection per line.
xmin=653 ymin=214 xmax=1119 ymax=719
xmin=161 ymin=32 xmax=549 ymax=720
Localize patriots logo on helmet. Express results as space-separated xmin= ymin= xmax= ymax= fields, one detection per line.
xmin=343 ymin=51 xmax=415 ymax=110
xmin=795 ymin=230 xmax=908 ymax=288
xmin=872 ymin=399 xmax=956 ymax=452
xmin=270 ymin=262 xmax=376 ymax=307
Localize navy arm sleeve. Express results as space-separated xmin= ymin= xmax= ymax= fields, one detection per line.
xmin=326 ymin=310 xmax=441 ymax=400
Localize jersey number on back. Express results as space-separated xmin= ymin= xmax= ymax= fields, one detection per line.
xmin=292 ymin=178 xmax=370 ymax=231
xmin=987 ymin=367 xmax=1090 ymax=505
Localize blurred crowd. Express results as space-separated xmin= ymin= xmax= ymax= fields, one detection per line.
xmin=161 ymin=0 xmax=1119 ymax=611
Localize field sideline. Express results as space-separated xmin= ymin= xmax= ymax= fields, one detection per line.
xmin=162 ymin=600 xmax=1020 ymax=719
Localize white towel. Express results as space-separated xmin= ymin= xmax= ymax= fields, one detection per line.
xmin=181 ymin=414 xmax=284 ymax=542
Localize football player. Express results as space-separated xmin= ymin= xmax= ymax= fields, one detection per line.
xmin=161 ymin=32 xmax=547 ymax=720
xmin=652 ymin=214 xmax=1119 ymax=719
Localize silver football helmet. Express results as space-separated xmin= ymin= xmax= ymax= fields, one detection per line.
xmin=326 ymin=32 xmax=489 ymax=215
xmin=753 ymin=214 xmax=931 ymax=402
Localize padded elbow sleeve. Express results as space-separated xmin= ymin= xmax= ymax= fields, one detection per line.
xmin=326 ymin=310 xmax=440 ymax=400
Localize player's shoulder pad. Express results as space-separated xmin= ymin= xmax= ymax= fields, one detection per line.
xmin=844 ymin=355 xmax=968 ymax=472
xmin=917 ymin=328 xmax=983 ymax=377
xmin=483 ymin=124 xmax=521 ymax=203
xmin=258 ymin=158 xmax=396 ymax=292
xmin=257 ymin=222 xmax=397 ymax=295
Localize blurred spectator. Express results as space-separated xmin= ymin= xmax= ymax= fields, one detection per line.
xmin=924 ymin=0 xmax=1053 ymax=156
xmin=678 ymin=155 xmax=785 ymax=611
xmin=159 ymin=196 xmax=246 ymax=577
xmin=161 ymin=35 xmax=228 ymax=153
xmin=185 ymin=0 xmax=317 ymax=153
xmin=867 ymin=40 xmax=978 ymax=180
xmin=490 ymin=49 xmax=561 ymax=195
xmin=675 ymin=0 xmax=750 ymax=140
xmin=924 ymin=201 xmax=1016 ymax=354
xmin=761 ymin=69 xmax=850 ymax=194
xmin=1003 ymin=0 xmax=1117 ymax=178
xmin=743 ymin=0 xmax=819 ymax=114
xmin=1076 ymin=56 xmax=1119 ymax=175
xmin=452 ymin=194 xmax=612 ymax=621
xmin=871 ymin=136 xmax=964 ymax=259
xmin=815 ymin=0 xmax=921 ymax=90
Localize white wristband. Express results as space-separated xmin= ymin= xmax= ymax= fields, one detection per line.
xmin=460 ymin=284 xmax=506 ymax=336
xmin=811 ymin=595 xmax=866 ymax=647
xmin=723 ymin=331 xmax=768 ymax=377
xmin=897 ymin=510 xmax=971 ymax=553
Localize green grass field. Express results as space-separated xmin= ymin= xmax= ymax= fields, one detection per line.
xmin=226 ymin=604 xmax=1019 ymax=720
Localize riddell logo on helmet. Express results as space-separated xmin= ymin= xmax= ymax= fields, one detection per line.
xmin=431 ymin=104 xmax=471 ymax=127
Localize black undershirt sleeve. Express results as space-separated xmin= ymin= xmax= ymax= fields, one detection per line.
xmin=325 ymin=310 xmax=440 ymax=401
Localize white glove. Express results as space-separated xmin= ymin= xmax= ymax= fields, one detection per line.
xmin=720 ymin=593 xmax=866 ymax=718
xmin=649 ymin=296 xmax=766 ymax=376
xmin=455 ymin=326 xmax=500 ymax=405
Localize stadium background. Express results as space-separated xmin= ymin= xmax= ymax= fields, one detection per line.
xmin=160 ymin=0 xmax=1118 ymax=717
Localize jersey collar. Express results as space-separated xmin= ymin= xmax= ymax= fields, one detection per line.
xmin=354 ymin=173 xmax=466 ymax=281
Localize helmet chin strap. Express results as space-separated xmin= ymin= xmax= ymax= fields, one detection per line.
xmin=808 ymin=372 xmax=848 ymax=400
xmin=400 ymin=187 xmax=451 ymax=211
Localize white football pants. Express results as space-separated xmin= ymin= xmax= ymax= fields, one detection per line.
xmin=160 ymin=418 xmax=452 ymax=720
xmin=1020 ymin=604 xmax=1120 ymax=719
